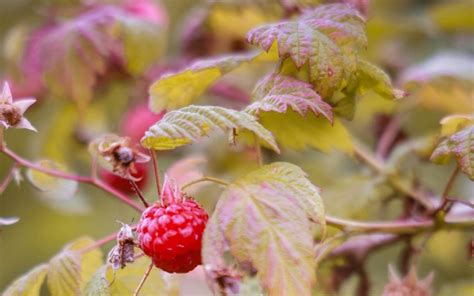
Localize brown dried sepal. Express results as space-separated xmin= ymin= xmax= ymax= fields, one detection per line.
xmin=108 ymin=222 xmax=136 ymax=270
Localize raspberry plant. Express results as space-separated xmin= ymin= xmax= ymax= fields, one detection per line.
xmin=0 ymin=0 xmax=473 ymax=295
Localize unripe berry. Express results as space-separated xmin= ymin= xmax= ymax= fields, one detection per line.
xmin=100 ymin=163 xmax=148 ymax=195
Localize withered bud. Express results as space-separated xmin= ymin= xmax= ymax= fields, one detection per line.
xmin=0 ymin=104 xmax=22 ymax=126
xmin=205 ymin=266 xmax=243 ymax=295
xmin=107 ymin=222 xmax=136 ymax=270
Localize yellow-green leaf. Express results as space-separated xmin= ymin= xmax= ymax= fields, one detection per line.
xmin=148 ymin=51 xmax=274 ymax=112
xmin=84 ymin=257 xmax=179 ymax=296
xmin=47 ymin=237 xmax=103 ymax=296
xmin=3 ymin=264 xmax=48 ymax=296
xmin=251 ymin=108 xmax=353 ymax=153
xmin=141 ymin=105 xmax=279 ymax=152
xmin=439 ymin=114 xmax=474 ymax=137
xmin=203 ymin=162 xmax=325 ymax=296
xmin=355 ymin=59 xmax=405 ymax=100
xmin=26 ymin=160 xmax=78 ymax=200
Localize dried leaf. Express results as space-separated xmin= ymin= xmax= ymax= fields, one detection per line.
xmin=141 ymin=105 xmax=279 ymax=153
xmin=203 ymin=162 xmax=325 ymax=295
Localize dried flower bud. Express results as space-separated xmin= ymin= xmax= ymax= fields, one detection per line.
xmin=383 ymin=266 xmax=434 ymax=296
xmin=107 ymin=222 xmax=136 ymax=270
xmin=205 ymin=266 xmax=243 ymax=295
xmin=92 ymin=135 xmax=150 ymax=179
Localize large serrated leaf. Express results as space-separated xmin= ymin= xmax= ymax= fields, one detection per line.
xmin=431 ymin=125 xmax=474 ymax=180
xmin=148 ymin=50 xmax=275 ymax=112
xmin=2 ymin=264 xmax=48 ymax=296
xmin=47 ymin=237 xmax=103 ymax=296
xmin=247 ymin=3 xmax=365 ymax=97
xmin=203 ymin=162 xmax=325 ymax=296
xmin=250 ymin=108 xmax=353 ymax=153
xmin=141 ymin=105 xmax=280 ymax=152
xmin=84 ymin=257 xmax=179 ymax=296
xmin=246 ymin=73 xmax=333 ymax=122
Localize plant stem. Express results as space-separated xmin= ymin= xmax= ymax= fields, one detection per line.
xmin=376 ymin=115 xmax=401 ymax=159
xmin=130 ymin=180 xmax=149 ymax=207
xmin=353 ymin=144 xmax=434 ymax=210
xmin=133 ymin=262 xmax=153 ymax=296
xmin=149 ymin=149 xmax=161 ymax=197
xmin=79 ymin=232 xmax=118 ymax=254
xmin=181 ymin=176 xmax=230 ymax=190
xmin=254 ymin=133 xmax=263 ymax=167
xmin=0 ymin=163 xmax=17 ymax=195
xmin=325 ymin=214 xmax=473 ymax=234
xmin=1 ymin=146 xmax=143 ymax=212
xmin=434 ymin=166 xmax=460 ymax=215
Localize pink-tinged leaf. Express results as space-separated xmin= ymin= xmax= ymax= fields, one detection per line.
xmin=202 ymin=162 xmax=325 ymax=296
xmin=431 ymin=125 xmax=474 ymax=180
xmin=36 ymin=6 xmax=164 ymax=107
xmin=247 ymin=4 xmax=366 ymax=97
xmin=246 ymin=74 xmax=333 ymax=123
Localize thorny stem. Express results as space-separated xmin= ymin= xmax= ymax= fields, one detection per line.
xmin=353 ymin=144 xmax=434 ymax=210
xmin=325 ymin=215 xmax=474 ymax=234
xmin=0 ymin=146 xmax=144 ymax=212
xmin=0 ymin=163 xmax=18 ymax=195
xmin=181 ymin=176 xmax=230 ymax=190
xmin=434 ymin=166 xmax=460 ymax=216
xmin=133 ymin=262 xmax=154 ymax=296
xmin=149 ymin=149 xmax=161 ymax=197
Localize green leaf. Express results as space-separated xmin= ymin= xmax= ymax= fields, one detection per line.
xmin=141 ymin=105 xmax=280 ymax=152
xmin=431 ymin=125 xmax=474 ymax=180
xmin=148 ymin=50 xmax=275 ymax=112
xmin=26 ymin=160 xmax=78 ymax=200
xmin=439 ymin=114 xmax=474 ymax=137
xmin=84 ymin=257 xmax=179 ymax=296
xmin=251 ymin=108 xmax=353 ymax=153
xmin=3 ymin=264 xmax=49 ymax=296
xmin=355 ymin=59 xmax=405 ymax=100
xmin=47 ymin=237 xmax=103 ymax=296
xmin=247 ymin=3 xmax=366 ymax=97
xmin=203 ymin=162 xmax=325 ymax=296
xmin=246 ymin=73 xmax=333 ymax=122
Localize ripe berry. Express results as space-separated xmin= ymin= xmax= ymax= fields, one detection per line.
xmin=100 ymin=162 xmax=148 ymax=195
xmin=120 ymin=104 xmax=165 ymax=147
xmin=136 ymin=185 xmax=208 ymax=273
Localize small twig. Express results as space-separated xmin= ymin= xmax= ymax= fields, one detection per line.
xmin=181 ymin=176 xmax=230 ymax=190
xmin=376 ymin=115 xmax=401 ymax=159
xmin=1 ymin=146 xmax=144 ymax=212
xmin=133 ymin=262 xmax=154 ymax=296
xmin=130 ymin=180 xmax=149 ymax=207
xmin=149 ymin=149 xmax=161 ymax=197
xmin=0 ymin=163 xmax=18 ymax=195
xmin=80 ymin=232 xmax=119 ymax=254
xmin=353 ymin=144 xmax=434 ymax=210
xmin=433 ymin=166 xmax=460 ymax=216
xmin=446 ymin=197 xmax=474 ymax=209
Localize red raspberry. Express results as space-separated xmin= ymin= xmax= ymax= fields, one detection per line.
xmin=100 ymin=163 xmax=148 ymax=195
xmin=136 ymin=179 xmax=208 ymax=273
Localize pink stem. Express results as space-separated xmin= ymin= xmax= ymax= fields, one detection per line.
xmin=0 ymin=163 xmax=18 ymax=195
xmin=1 ymin=146 xmax=144 ymax=212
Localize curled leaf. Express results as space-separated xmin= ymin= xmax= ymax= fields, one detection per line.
xmin=141 ymin=105 xmax=279 ymax=152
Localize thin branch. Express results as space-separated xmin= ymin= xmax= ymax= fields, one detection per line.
xmin=254 ymin=133 xmax=263 ymax=167
xmin=133 ymin=262 xmax=154 ymax=296
xmin=130 ymin=180 xmax=149 ymax=207
xmin=353 ymin=144 xmax=434 ymax=210
xmin=376 ymin=115 xmax=401 ymax=159
xmin=79 ymin=232 xmax=118 ymax=254
xmin=181 ymin=176 xmax=230 ymax=190
xmin=1 ymin=146 xmax=144 ymax=212
xmin=149 ymin=149 xmax=161 ymax=197
xmin=325 ymin=214 xmax=474 ymax=234
xmin=433 ymin=166 xmax=460 ymax=216
xmin=0 ymin=163 xmax=18 ymax=195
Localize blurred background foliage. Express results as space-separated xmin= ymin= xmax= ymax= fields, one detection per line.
xmin=0 ymin=0 xmax=473 ymax=295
